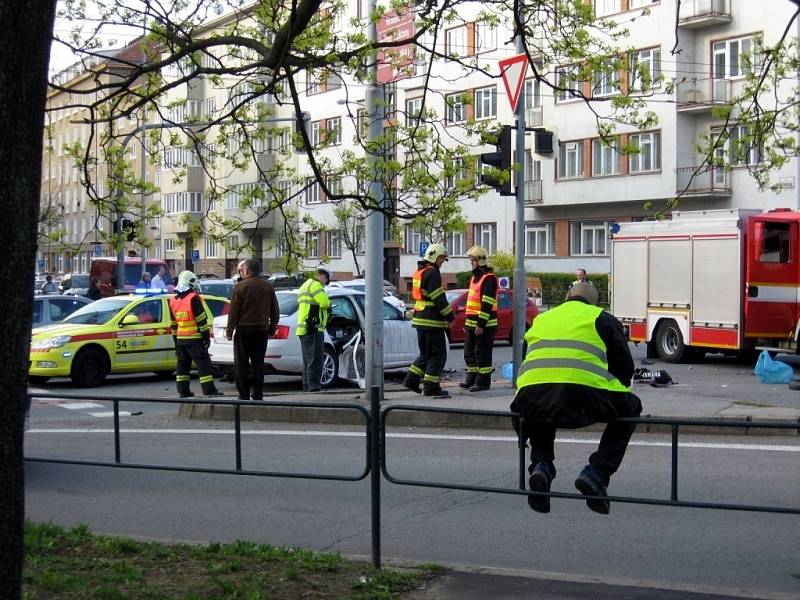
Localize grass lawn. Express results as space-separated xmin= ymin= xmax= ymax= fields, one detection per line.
xmin=23 ymin=521 xmax=442 ymax=599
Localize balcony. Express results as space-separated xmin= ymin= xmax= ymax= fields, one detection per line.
xmin=524 ymin=180 xmax=542 ymax=205
xmin=678 ymin=0 xmax=731 ymax=29
xmin=676 ymin=166 xmax=731 ymax=198
xmin=676 ymin=77 xmax=734 ymax=113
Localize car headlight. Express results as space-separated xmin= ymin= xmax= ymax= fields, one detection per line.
xmin=30 ymin=335 xmax=71 ymax=349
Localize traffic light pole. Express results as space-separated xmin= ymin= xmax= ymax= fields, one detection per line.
xmin=512 ymin=34 xmax=526 ymax=386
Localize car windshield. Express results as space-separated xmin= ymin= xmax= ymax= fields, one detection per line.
xmin=200 ymin=282 xmax=233 ymax=299
xmin=445 ymin=291 xmax=463 ymax=303
xmin=61 ymin=297 xmax=134 ymax=325
xmin=66 ymin=274 xmax=90 ymax=288
xmin=276 ymin=292 xmax=299 ymax=316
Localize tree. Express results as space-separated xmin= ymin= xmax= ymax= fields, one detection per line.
xmin=0 ymin=3 xmax=58 ymax=597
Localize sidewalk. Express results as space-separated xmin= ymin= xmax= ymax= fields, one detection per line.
xmin=180 ymin=372 xmax=800 ymax=436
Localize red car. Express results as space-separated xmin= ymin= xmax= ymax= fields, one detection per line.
xmin=445 ymin=288 xmax=538 ymax=344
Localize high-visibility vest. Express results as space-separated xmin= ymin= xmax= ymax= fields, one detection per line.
xmin=170 ymin=292 xmax=202 ymax=340
xmin=296 ymin=278 xmax=330 ymax=336
xmin=465 ymin=271 xmax=499 ymax=328
xmin=412 ymin=265 xmax=433 ymax=301
xmin=411 ymin=264 xmax=450 ymax=329
xmin=516 ymin=301 xmax=630 ymax=393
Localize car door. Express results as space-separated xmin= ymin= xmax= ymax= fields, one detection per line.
xmin=496 ymin=290 xmax=514 ymax=340
xmin=382 ymin=301 xmax=418 ymax=366
xmin=113 ymin=298 xmax=170 ymax=370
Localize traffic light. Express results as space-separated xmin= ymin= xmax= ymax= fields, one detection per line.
xmin=480 ymin=125 xmax=513 ymax=196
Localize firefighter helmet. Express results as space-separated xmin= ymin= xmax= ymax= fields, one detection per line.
xmin=424 ymin=243 xmax=449 ymax=263
xmin=176 ymin=270 xmax=199 ymax=293
xmin=466 ymin=245 xmax=489 ymax=267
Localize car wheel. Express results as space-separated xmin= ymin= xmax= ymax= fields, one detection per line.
xmin=153 ymin=370 xmax=174 ymax=379
xmin=28 ymin=375 xmax=50 ymax=385
xmin=320 ymin=346 xmax=339 ymax=389
xmin=656 ymin=320 xmax=692 ymax=363
xmin=71 ymin=348 xmax=109 ymax=387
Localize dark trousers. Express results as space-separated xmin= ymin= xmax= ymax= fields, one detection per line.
xmin=175 ymin=341 xmax=216 ymax=395
xmin=409 ymin=328 xmax=448 ymax=388
xmin=464 ymin=327 xmax=496 ymax=384
xmin=300 ymin=332 xmax=324 ymax=391
xmin=234 ymin=329 xmax=268 ymax=400
xmin=521 ymin=390 xmax=642 ymax=482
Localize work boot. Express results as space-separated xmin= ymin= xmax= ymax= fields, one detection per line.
xmin=178 ymin=391 xmax=194 ymax=399
xmin=574 ymin=464 xmax=611 ymax=515
xmin=528 ymin=462 xmax=555 ymax=514
xmin=459 ymin=372 xmax=476 ymax=389
xmin=469 ymin=374 xmax=491 ymax=392
xmin=201 ymin=382 xmax=224 ymax=397
xmin=402 ymin=373 xmax=422 ymax=394
xmin=423 ymin=384 xmax=450 ymax=398
xmin=177 ymin=379 xmax=192 ymax=398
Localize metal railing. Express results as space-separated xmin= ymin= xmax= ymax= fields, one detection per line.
xmin=25 ymin=389 xmax=800 ymax=569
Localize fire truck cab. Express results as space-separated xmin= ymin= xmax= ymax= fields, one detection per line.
xmin=610 ymin=208 xmax=800 ymax=362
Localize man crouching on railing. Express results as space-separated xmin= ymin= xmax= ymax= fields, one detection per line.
xmin=510 ymin=282 xmax=642 ymax=515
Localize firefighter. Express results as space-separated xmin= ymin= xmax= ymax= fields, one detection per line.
xmin=403 ymin=243 xmax=455 ymax=398
xmin=168 ymin=270 xmax=223 ymax=398
xmin=459 ymin=245 xmax=499 ymax=392
xmin=296 ymin=267 xmax=331 ymax=392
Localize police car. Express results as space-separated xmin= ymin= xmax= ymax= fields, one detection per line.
xmin=28 ymin=291 xmax=229 ymax=387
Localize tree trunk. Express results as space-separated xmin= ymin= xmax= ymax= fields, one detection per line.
xmin=0 ymin=2 xmax=57 ymax=598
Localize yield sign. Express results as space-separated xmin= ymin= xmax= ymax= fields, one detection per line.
xmin=499 ymin=54 xmax=530 ymax=113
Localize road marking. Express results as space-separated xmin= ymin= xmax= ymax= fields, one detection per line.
xmin=59 ymin=402 xmax=104 ymax=410
xmin=88 ymin=412 xmax=132 ymax=418
xmin=24 ymin=428 xmax=800 ymax=452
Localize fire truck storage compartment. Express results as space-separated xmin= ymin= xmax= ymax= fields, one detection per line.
xmin=648 ymin=239 xmax=691 ymax=307
xmin=691 ymin=236 xmax=741 ymax=326
xmin=611 ymin=240 xmax=647 ymax=321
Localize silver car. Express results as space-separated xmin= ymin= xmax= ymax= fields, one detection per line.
xmin=209 ymin=288 xmax=424 ymax=389
xmin=32 ymin=295 xmax=92 ymax=328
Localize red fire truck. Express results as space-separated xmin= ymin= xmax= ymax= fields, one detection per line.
xmin=610 ymin=208 xmax=800 ymax=362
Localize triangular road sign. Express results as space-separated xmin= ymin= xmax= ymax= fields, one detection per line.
xmin=499 ymin=54 xmax=530 ymax=113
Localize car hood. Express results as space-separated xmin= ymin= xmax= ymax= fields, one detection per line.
xmin=31 ymin=322 xmax=96 ymax=338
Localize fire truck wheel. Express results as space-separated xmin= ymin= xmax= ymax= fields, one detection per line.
xmin=655 ymin=319 xmax=689 ymax=363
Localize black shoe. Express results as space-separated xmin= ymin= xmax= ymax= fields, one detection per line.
xmin=458 ymin=381 xmax=472 ymax=389
xmin=307 ymin=387 xmax=321 ymax=393
xmin=468 ymin=384 xmax=490 ymax=392
xmin=178 ymin=391 xmax=194 ymax=399
xmin=237 ymin=396 xmax=249 ymax=401
xmin=402 ymin=379 xmax=422 ymax=394
xmin=423 ymin=387 xmax=450 ymax=398
xmin=251 ymin=397 xmax=263 ymax=401
xmin=203 ymin=390 xmax=224 ymax=397
xmin=574 ymin=465 xmax=611 ymax=515
xmin=528 ymin=463 xmax=554 ymax=514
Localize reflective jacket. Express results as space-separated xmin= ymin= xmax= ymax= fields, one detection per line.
xmin=465 ymin=268 xmax=498 ymax=329
xmin=169 ymin=292 xmax=209 ymax=341
xmin=516 ymin=300 xmax=630 ymax=393
xmin=296 ymin=278 xmax=330 ymax=336
xmin=411 ymin=261 xmax=453 ymax=330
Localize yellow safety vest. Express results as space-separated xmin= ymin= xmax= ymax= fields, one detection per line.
xmin=516 ymin=301 xmax=630 ymax=393
xmin=296 ymin=278 xmax=330 ymax=336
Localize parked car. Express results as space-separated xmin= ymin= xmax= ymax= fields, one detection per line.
xmin=328 ymin=280 xmax=408 ymax=313
xmin=28 ymin=292 xmax=229 ymax=386
xmin=445 ymin=288 xmax=538 ymax=344
xmin=32 ymin=295 xmax=92 ymax=328
xmin=198 ymin=278 xmax=235 ymax=300
xmin=59 ymin=273 xmax=91 ymax=296
xmin=267 ymin=273 xmax=306 ymax=289
xmin=209 ymin=288 xmax=425 ymax=389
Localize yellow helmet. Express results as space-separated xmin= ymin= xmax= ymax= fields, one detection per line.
xmin=424 ymin=243 xmax=449 ymax=263
xmin=467 ymin=245 xmax=489 ymax=267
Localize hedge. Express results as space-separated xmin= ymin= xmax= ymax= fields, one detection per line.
xmin=455 ymin=271 xmax=609 ymax=308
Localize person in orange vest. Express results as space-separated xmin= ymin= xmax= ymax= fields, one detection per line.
xmin=403 ymin=243 xmax=455 ymax=398
xmin=168 ymin=270 xmax=223 ymax=398
xmin=459 ymin=245 xmax=499 ymax=392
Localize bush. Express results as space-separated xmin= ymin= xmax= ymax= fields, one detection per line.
xmin=454 ymin=271 xmax=609 ymax=308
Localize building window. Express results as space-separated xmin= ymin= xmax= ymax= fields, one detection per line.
xmin=592 ymin=137 xmax=621 ymax=176
xmin=593 ymin=60 xmax=620 ymax=97
xmin=446 ymin=93 xmax=465 ymax=123
xmin=727 ymin=125 xmax=763 ymax=166
xmin=311 ymin=121 xmax=321 ymax=148
xmin=326 ymin=177 xmax=342 ymax=198
xmin=593 ymin=0 xmax=620 ymax=16
xmin=305 ymin=231 xmax=320 ymax=257
xmin=226 ymin=183 xmax=257 ymax=210
xmin=472 ymin=223 xmax=497 ymax=254
xmin=525 ymin=78 xmax=542 ymax=108
xmin=446 ymin=157 xmax=470 ymax=189
xmin=558 ymin=140 xmax=584 ymax=179
xmin=306 ymin=72 xmax=322 ymax=95
xmin=446 ymin=25 xmax=467 ymax=59
xmin=205 ymin=238 xmax=217 ymax=258
xmin=713 ymin=36 xmax=757 ymax=80
xmin=305 ymin=178 xmax=320 ymax=204
xmin=629 ymin=0 xmax=659 ymax=7
xmin=555 ymin=65 xmax=582 ymax=103
xmin=445 ymin=230 xmax=466 ymax=256
xmin=629 ymin=47 xmax=661 ymax=92
xmin=628 ymin=131 xmax=661 ymax=173
xmin=227 ymin=235 xmax=239 ymax=251
xmin=325 ymin=117 xmax=341 ymax=145
xmin=164 ymin=238 xmax=176 ymax=252
xmin=475 ymin=22 xmax=496 ymax=54
xmin=525 ymin=222 xmax=555 ymax=256
xmin=571 ymin=221 xmax=609 ymax=256
xmin=474 ymin=86 xmax=497 ymax=120
xmin=404 ymin=225 xmax=423 ymax=254
xmin=326 ymin=229 xmax=341 ymax=258
xmin=406 ymin=97 xmax=423 ymax=127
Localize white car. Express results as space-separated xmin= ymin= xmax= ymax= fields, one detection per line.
xmin=209 ymin=288 xmax=425 ymax=389
xmin=328 ymin=280 xmax=408 ymax=313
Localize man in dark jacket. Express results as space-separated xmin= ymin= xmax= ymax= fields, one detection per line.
xmin=511 ymin=282 xmax=642 ymax=515
xmin=226 ymin=259 xmax=280 ymax=400
xmin=403 ymin=243 xmax=455 ymax=398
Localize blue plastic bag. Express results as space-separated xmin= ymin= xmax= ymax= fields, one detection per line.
xmin=500 ymin=362 xmax=514 ymax=381
xmin=753 ymin=350 xmax=794 ymax=384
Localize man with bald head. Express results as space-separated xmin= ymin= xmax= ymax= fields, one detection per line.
xmin=511 ymin=282 xmax=641 ymax=515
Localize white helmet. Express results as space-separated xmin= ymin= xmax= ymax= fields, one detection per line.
xmin=176 ymin=270 xmax=199 ymax=293
xmin=424 ymin=243 xmax=449 ymax=263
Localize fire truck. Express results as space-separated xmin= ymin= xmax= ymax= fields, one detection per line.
xmin=610 ymin=208 xmax=800 ymax=363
